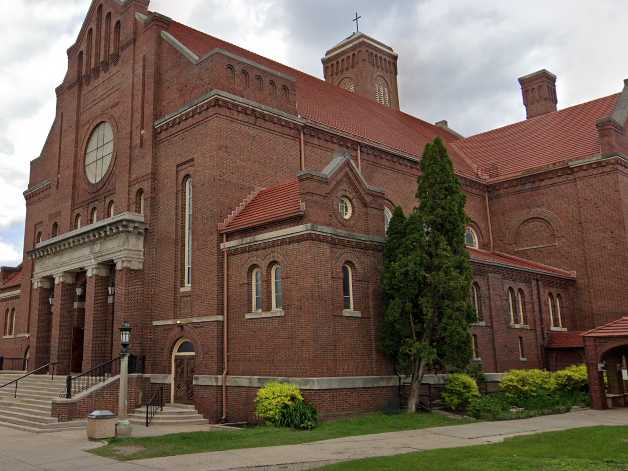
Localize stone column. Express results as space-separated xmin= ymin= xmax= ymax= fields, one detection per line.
xmin=30 ymin=278 xmax=53 ymax=369
xmin=49 ymin=272 xmax=76 ymax=375
xmin=82 ymin=264 xmax=112 ymax=371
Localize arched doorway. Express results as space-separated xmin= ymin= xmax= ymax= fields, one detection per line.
xmin=171 ymin=338 xmax=195 ymax=404
xmin=599 ymin=345 xmax=628 ymax=408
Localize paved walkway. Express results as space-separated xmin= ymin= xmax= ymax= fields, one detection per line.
xmin=2 ymin=408 xmax=628 ymax=471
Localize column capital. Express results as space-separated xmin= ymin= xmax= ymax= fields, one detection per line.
xmin=54 ymin=272 xmax=76 ymax=285
xmin=32 ymin=277 xmax=53 ymax=289
xmin=115 ymin=259 xmax=143 ymax=271
xmin=86 ymin=264 xmax=111 ymax=278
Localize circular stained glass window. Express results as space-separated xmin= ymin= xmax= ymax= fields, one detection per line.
xmin=339 ymin=196 xmax=353 ymax=220
xmin=85 ymin=122 xmax=114 ymax=184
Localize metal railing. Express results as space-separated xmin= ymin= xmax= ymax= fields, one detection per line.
xmin=0 ymin=363 xmax=57 ymax=398
xmin=145 ymin=384 xmax=165 ymax=427
xmin=0 ymin=356 xmax=27 ymax=371
xmin=64 ymin=357 xmax=120 ymax=399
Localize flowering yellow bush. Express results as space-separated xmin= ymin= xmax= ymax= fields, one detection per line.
xmin=255 ymin=382 xmax=304 ymax=424
xmin=551 ymin=364 xmax=588 ymax=394
xmin=500 ymin=369 xmax=552 ymax=400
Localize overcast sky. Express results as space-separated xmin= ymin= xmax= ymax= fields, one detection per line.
xmin=0 ymin=0 xmax=626 ymax=266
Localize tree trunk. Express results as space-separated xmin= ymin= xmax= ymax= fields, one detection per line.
xmin=407 ymin=378 xmax=420 ymax=413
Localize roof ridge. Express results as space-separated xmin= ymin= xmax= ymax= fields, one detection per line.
xmin=582 ymin=316 xmax=628 ymax=336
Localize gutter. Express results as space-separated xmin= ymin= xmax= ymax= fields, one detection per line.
xmin=221 ymin=233 xmax=229 ymax=422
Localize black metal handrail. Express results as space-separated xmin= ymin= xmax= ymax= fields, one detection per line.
xmin=64 ymin=357 xmax=121 ymax=399
xmin=145 ymin=384 xmax=165 ymax=427
xmin=0 ymin=362 xmax=57 ymax=398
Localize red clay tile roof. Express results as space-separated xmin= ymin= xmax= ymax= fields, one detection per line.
xmin=546 ymin=331 xmax=584 ymax=349
xmin=452 ymin=94 xmax=620 ymax=181
xmin=468 ymin=247 xmax=576 ymax=279
xmin=220 ymin=180 xmax=304 ymax=233
xmin=0 ymin=268 xmax=22 ymax=291
xmin=583 ymin=317 xmax=628 ymax=337
xmin=165 ymin=21 xmax=479 ymax=179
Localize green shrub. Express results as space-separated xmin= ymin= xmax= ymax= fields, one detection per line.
xmin=500 ymin=369 xmax=552 ymax=403
xmin=551 ymin=364 xmax=588 ymax=394
xmin=441 ymin=373 xmax=480 ymax=411
xmin=467 ymin=394 xmax=510 ymax=420
xmin=255 ymin=382 xmax=303 ymax=425
xmin=277 ymin=400 xmax=319 ymax=430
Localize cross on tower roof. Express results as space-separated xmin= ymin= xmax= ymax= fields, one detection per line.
xmin=353 ymin=12 xmax=362 ymax=33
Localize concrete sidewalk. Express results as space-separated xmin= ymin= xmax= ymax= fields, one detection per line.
xmin=1 ymin=408 xmax=628 ymax=471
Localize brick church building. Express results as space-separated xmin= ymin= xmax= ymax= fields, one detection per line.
xmin=1 ymin=0 xmax=628 ymax=420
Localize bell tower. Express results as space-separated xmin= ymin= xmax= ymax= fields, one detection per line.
xmin=322 ymin=32 xmax=400 ymax=110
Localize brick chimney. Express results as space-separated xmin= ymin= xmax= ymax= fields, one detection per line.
xmin=518 ymin=69 xmax=557 ymax=119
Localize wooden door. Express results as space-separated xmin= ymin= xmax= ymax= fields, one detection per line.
xmin=174 ymin=356 xmax=195 ymax=404
xmin=71 ymin=327 xmax=84 ymax=373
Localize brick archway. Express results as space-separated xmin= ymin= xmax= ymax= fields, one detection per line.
xmin=583 ymin=318 xmax=628 ymax=409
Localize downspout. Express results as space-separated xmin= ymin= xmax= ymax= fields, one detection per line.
xmin=221 ymin=233 xmax=229 ymax=422
xmin=484 ymin=189 xmax=494 ymax=251
xmin=357 ymin=143 xmax=362 ymax=171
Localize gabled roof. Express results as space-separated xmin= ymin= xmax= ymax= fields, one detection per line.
xmin=219 ymin=180 xmax=304 ymax=233
xmin=468 ymin=247 xmax=576 ymax=279
xmin=546 ymin=331 xmax=584 ymax=349
xmin=583 ymin=317 xmax=628 ymax=337
xmin=452 ymin=93 xmax=620 ymax=180
xmin=164 ymin=21 xmax=479 ymax=179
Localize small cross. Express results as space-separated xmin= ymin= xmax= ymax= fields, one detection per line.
xmin=353 ymin=12 xmax=362 ymax=33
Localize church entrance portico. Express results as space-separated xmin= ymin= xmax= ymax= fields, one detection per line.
xmin=28 ymin=213 xmax=146 ymax=375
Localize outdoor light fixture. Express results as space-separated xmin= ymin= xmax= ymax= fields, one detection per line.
xmin=108 ymin=285 xmax=116 ymax=296
xmin=48 ymin=295 xmax=54 ymax=306
xmin=119 ymin=321 xmax=131 ymax=354
xmin=75 ymin=286 xmax=84 ymax=297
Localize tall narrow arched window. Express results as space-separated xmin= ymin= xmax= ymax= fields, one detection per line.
xmin=472 ymin=334 xmax=480 ymax=360
xmin=95 ymin=5 xmax=102 ymax=66
xmin=74 ymin=213 xmax=82 ymax=229
xmin=107 ymin=200 xmax=115 ymax=218
xmin=271 ymin=264 xmax=283 ymax=310
xmin=384 ymin=207 xmax=393 ymax=234
xmin=548 ymin=294 xmax=556 ymax=328
xmin=375 ymin=77 xmax=390 ymax=106
xmin=508 ymin=288 xmax=518 ymax=325
xmin=517 ymin=289 xmax=526 ymax=325
xmin=555 ymin=295 xmax=563 ymax=329
xmin=281 ymin=85 xmax=290 ymax=99
xmin=226 ymin=65 xmax=235 ymax=84
xmin=9 ymin=308 xmax=15 ymax=337
xmin=255 ymin=75 xmax=263 ymax=90
xmin=465 ymin=227 xmax=479 ymax=248
xmin=3 ymin=309 xmax=9 ymax=337
xmin=342 ymin=264 xmax=354 ymax=310
xmin=251 ymin=267 xmax=262 ymax=312
xmin=51 ymin=222 xmax=59 ymax=238
xmin=86 ymin=28 xmax=93 ymax=72
xmin=269 ymin=80 xmax=277 ymax=96
xmin=240 ymin=69 xmax=249 ymax=88
xmin=90 ymin=207 xmax=98 ymax=224
xmin=472 ymin=283 xmax=483 ymax=322
xmin=77 ymin=51 xmax=84 ymax=81
xmin=183 ymin=177 xmax=192 ymax=287
xmin=104 ymin=12 xmax=112 ymax=64
xmin=35 ymin=231 xmax=42 ymax=245
xmin=113 ymin=21 xmax=121 ymax=58
xmin=135 ymin=189 xmax=144 ymax=214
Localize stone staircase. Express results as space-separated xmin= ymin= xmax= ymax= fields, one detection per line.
xmin=129 ymin=403 xmax=207 ymax=427
xmin=0 ymin=373 xmax=86 ymax=433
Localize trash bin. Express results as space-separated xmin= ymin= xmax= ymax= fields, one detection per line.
xmin=86 ymin=410 xmax=117 ymax=440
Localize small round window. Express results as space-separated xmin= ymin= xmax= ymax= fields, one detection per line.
xmin=339 ymin=197 xmax=353 ymax=220
xmin=85 ymin=122 xmax=114 ymax=184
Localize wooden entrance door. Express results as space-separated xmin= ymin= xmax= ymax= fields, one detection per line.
xmin=71 ymin=327 xmax=84 ymax=373
xmin=174 ymin=356 xmax=195 ymax=404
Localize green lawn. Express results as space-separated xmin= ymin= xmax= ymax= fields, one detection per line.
xmin=91 ymin=411 xmax=465 ymax=461
xmin=319 ymin=426 xmax=628 ymax=471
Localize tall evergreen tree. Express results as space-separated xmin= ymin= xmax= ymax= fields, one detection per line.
xmin=380 ymin=138 xmax=475 ymax=413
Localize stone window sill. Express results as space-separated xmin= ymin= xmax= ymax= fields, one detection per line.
xmin=550 ymin=326 xmax=567 ymax=332
xmin=472 ymin=321 xmax=487 ymax=327
xmin=2 ymin=335 xmax=15 ymax=339
xmin=510 ymin=324 xmax=530 ymax=329
xmin=341 ymin=309 xmax=362 ymax=318
xmin=520 ymin=357 xmax=528 ymax=362
xmin=180 ymin=286 xmax=192 ymax=293
xmin=245 ymin=309 xmax=285 ymax=320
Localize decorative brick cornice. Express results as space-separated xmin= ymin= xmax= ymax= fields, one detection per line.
xmin=23 ymin=180 xmax=51 ymax=201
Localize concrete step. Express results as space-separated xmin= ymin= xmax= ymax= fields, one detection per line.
xmin=0 ymin=409 xmax=57 ymax=424
xmin=0 ymin=391 xmax=60 ymax=402
xmin=0 ymin=402 xmax=52 ymax=414
xmin=129 ymin=403 xmax=207 ymax=426
xmin=0 ymin=396 xmax=54 ymax=407
xmin=0 ymin=417 xmax=86 ymax=433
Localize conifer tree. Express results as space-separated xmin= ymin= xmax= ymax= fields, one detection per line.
xmin=380 ymin=138 xmax=475 ymax=412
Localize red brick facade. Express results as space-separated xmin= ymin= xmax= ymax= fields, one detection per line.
xmin=1 ymin=0 xmax=627 ymax=420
